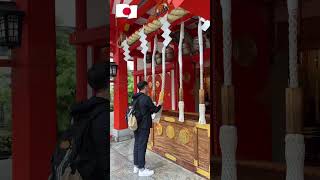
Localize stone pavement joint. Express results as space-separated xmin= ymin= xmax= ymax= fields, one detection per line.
xmin=110 ymin=139 xmax=205 ymax=180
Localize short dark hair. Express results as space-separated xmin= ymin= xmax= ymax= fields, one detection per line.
xmin=88 ymin=62 xmax=107 ymax=91
xmin=137 ymin=81 xmax=148 ymax=91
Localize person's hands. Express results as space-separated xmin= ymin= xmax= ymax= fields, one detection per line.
xmin=158 ymin=101 xmax=163 ymax=106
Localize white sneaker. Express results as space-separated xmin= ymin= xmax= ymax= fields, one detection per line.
xmin=133 ymin=166 xmax=139 ymax=173
xmin=138 ymin=168 xmax=154 ymax=177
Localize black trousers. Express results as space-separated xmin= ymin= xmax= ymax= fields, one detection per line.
xmin=133 ymin=128 xmax=150 ymax=169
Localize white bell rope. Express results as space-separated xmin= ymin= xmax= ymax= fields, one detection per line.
xmin=220 ymin=0 xmax=237 ymax=180
xmin=153 ymin=14 xmax=172 ymax=123
xmin=139 ymin=28 xmax=148 ymax=80
xmin=286 ymin=1 xmax=305 ymax=180
xmin=152 ymin=36 xmax=158 ymax=103
xmin=151 ymin=36 xmax=158 ymax=122
xmin=178 ymin=22 xmax=185 ymax=122
xmin=198 ymin=17 xmax=206 ymax=124
xmin=121 ymin=39 xmax=132 ymax=61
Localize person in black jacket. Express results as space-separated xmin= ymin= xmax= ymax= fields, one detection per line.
xmin=132 ymin=81 xmax=162 ymax=177
xmin=70 ymin=63 xmax=108 ymax=180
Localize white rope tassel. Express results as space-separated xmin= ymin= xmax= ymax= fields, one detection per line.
xmin=143 ymin=54 xmax=147 ymax=80
xmin=178 ymin=23 xmax=185 ymax=122
xmin=288 ymin=0 xmax=299 ymax=88
xmin=219 ymin=125 xmax=237 ymax=180
xmin=138 ymin=28 xmax=148 ymax=80
xmin=221 ymin=0 xmax=232 ymax=86
xmin=178 ymin=101 xmax=184 ymax=122
xmin=121 ymin=39 xmax=132 ymax=61
xmin=198 ymin=104 xmax=206 ymax=124
xmin=285 ymin=134 xmax=305 ymax=180
xmin=198 ymin=17 xmax=206 ymax=124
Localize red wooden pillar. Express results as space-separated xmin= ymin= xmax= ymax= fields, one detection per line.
xmin=75 ymin=0 xmax=87 ymax=101
xmin=113 ymin=42 xmax=128 ymax=130
xmin=12 ymin=0 xmax=56 ymax=179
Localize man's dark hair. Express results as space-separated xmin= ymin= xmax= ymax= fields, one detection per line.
xmin=88 ymin=62 xmax=107 ymax=91
xmin=137 ymin=81 xmax=148 ymax=91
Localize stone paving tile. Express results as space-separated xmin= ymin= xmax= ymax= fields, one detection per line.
xmin=111 ymin=139 xmax=135 ymax=157
xmin=110 ymin=149 xmax=131 ymax=173
xmin=110 ymin=139 xmax=205 ymax=180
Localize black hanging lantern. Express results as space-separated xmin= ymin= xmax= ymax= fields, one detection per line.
xmin=110 ymin=62 xmax=118 ymax=78
xmin=0 ymin=2 xmax=25 ymax=48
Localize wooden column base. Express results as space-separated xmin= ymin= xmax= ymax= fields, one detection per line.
xmin=286 ymin=88 xmax=303 ymax=134
xmin=221 ymin=85 xmax=235 ymax=125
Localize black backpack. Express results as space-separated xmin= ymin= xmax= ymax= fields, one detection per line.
xmin=49 ymin=107 xmax=104 ymax=180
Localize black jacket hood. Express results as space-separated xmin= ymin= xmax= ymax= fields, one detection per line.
xmin=132 ymin=92 xmax=144 ymax=100
xmin=71 ymin=96 xmax=107 ymax=115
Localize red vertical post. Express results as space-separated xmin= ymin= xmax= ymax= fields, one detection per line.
xmin=76 ymin=0 xmax=87 ymax=102
xmin=12 ymin=0 xmax=56 ymax=179
xmin=113 ymin=38 xmax=128 ymax=130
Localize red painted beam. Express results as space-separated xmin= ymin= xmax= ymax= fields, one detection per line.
xmin=0 ymin=60 xmax=12 ymax=67
xmin=172 ymin=0 xmax=210 ymax=20
xmin=70 ymin=26 xmax=108 ymax=45
xmin=118 ymin=0 xmax=156 ymax=31
xmin=129 ymin=13 xmax=193 ymax=51
xmin=133 ymin=63 xmax=175 ymax=76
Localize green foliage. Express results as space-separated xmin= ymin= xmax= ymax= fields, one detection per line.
xmin=109 ymin=71 xmax=134 ymax=111
xmin=0 ymin=69 xmax=11 ymax=130
xmin=128 ymin=71 xmax=134 ymax=104
xmin=56 ymin=30 xmax=76 ymax=134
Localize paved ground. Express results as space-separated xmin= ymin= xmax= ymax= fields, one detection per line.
xmin=0 ymin=158 xmax=11 ymax=180
xmin=110 ymin=139 xmax=205 ymax=180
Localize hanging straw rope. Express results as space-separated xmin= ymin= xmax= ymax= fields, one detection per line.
xmin=151 ymin=36 xmax=158 ymax=121
xmin=153 ymin=14 xmax=172 ymax=123
xmin=221 ymin=0 xmax=232 ymax=86
xmin=220 ymin=0 xmax=237 ymax=180
xmin=286 ymin=1 xmax=305 ymax=180
xmin=198 ymin=17 xmax=206 ymax=124
xmin=152 ymin=36 xmax=158 ymax=103
xmin=178 ymin=22 xmax=185 ymax=122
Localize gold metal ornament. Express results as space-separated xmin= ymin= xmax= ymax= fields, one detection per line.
xmin=166 ymin=125 xmax=175 ymax=139
xmin=155 ymin=123 xmax=163 ymax=136
xmin=156 ymin=81 xmax=160 ymax=88
xmin=179 ymin=128 xmax=190 ymax=145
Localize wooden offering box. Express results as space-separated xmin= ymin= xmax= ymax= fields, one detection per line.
xmin=147 ymin=110 xmax=211 ymax=179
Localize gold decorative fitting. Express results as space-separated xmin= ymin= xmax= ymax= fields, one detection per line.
xmin=193 ymin=127 xmax=197 ymax=133
xmin=178 ymin=128 xmax=190 ymax=145
xmin=196 ymin=123 xmax=210 ymax=137
xmin=196 ymin=168 xmax=210 ymax=179
xmin=166 ymin=125 xmax=175 ymax=139
xmin=163 ymin=116 xmax=175 ymax=123
xmin=193 ymin=159 xmax=198 ymax=167
xmin=155 ymin=123 xmax=163 ymax=136
xmin=124 ymin=23 xmax=130 ymax=32
xmin=165 ymin=153 xmax=176 ymax=161
xmin=147 ymin=144 xmax=152 ymax=150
